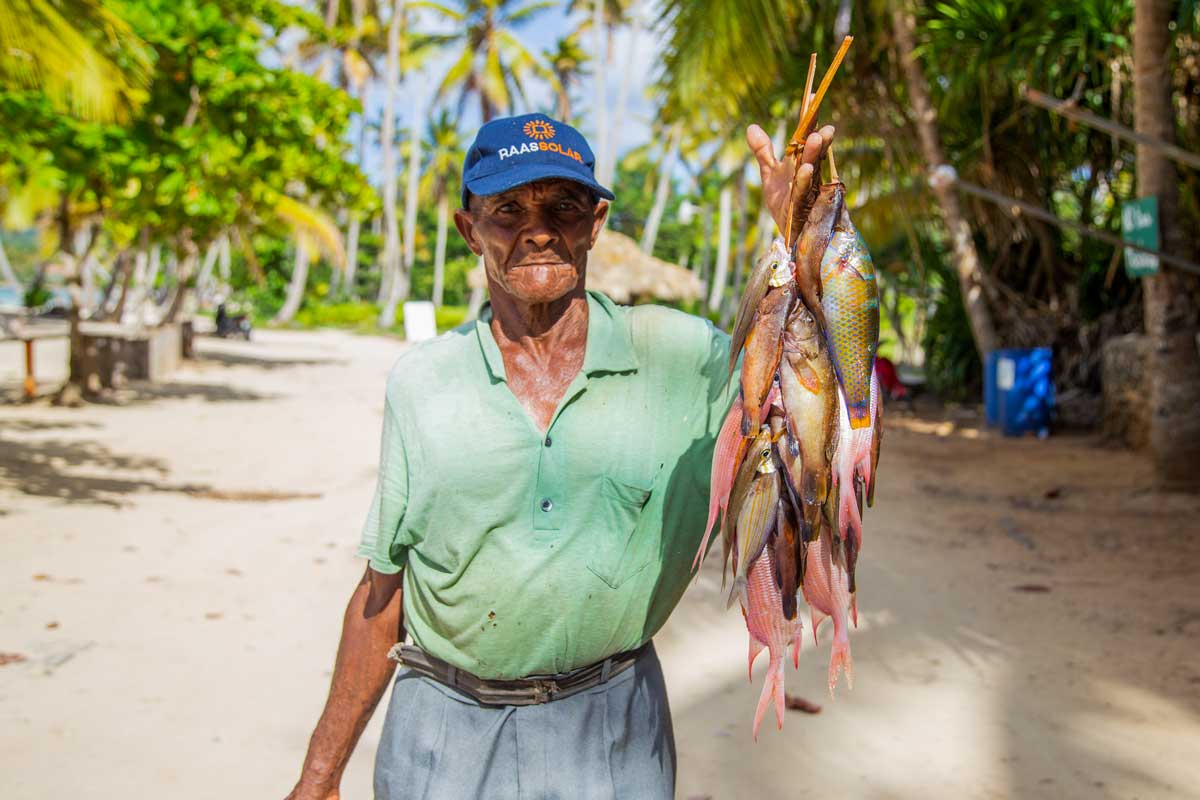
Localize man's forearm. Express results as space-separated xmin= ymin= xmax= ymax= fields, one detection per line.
xmin=292 ymin=568 xmax=404 ymax=796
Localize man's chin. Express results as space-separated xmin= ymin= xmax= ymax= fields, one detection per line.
xmin=504 ymin=263 xmax=580 ymax=304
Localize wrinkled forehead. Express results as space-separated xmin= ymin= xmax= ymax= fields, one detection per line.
xmin=472 ymin=178 xmax=595 ymax=210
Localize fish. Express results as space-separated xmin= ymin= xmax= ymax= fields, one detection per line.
xmin=800 ymin=526 xmax=854 ymax=696
xmin=778 ymin=302 xmax=838 ymax=519
xmin=832 ymin=385 xmax=869 ymax=557
xmin=721 ymin=425 xmax=773 ymax=587
xmin=740 ymin=284 xmax=795 ymax=435
xmin=772 ymin=498 xmax=801 ymax=620
xmin=792 ymin=182 xmax=844 ymax=326
xmin=729 ymin=237 xmax=790 ymax=378
xmin=696 ymin=385 xmax=781 ymax=571
xmin=741 ymin=547 xmax=804 ymax=739
xmin=820 ymin=205 xmax=879 ymax=429
xmin=727 ymin=451 xmax=780 ymax=610
xmin=867 ymin=370 xmax=884 ymax=508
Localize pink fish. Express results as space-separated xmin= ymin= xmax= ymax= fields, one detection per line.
xmin=832 ymin=367 xmax=880 ymax=555
xmin=696 ymin=385 xmax=781 ymax=571
xmin=801 ymin=528 xmax=854 ymax=696
xmin=742 ymin=548 xmax=803 ymax=739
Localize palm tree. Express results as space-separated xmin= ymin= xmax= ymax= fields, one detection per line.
xmin=0 ymin=0 xmax=151 ymax=122
xmin=1134 ymin=0 xmax=1200 ymax=491
xmin=421 ymin=110 xmax=465 ymax=307
xmin=377 ymin=0 xmax=406 ymax=326
xmin=271 ymin=196 xmax=347 ymax=325
xmin=891 ymin=1 xmax=997 ymax=356
xmin=425 ymin=0 xmax=557 ymax=123
xmin=544 ymin=34 xmax=589 ymax=122
xmin=640 ymin=122 xmax=682 ymax=255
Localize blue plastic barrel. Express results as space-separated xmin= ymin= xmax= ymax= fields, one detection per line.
xmin=986 ymin=348 xmax=1054 ymax=437
xmin=983 ymin=351 xmax=1000 ymax=427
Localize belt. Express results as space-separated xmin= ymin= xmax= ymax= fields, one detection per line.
xmin=389 ymin=641 xmax=651 ymax=707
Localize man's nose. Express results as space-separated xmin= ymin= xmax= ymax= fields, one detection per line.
xmin=524 ymin=210 xmax=559 ymax=248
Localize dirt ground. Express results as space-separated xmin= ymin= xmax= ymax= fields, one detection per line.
xmin=2 ymin=328 xmax=1198 ymax=799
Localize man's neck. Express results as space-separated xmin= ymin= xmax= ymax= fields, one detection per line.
xmin=487 ymin=283 xmax=589 ymax=362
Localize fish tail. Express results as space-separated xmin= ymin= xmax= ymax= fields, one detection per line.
xmin=740 ymin=408 xmax=754 ymax=437
xmin=847 ymin=401 xmax=871 ymax=430
xmin=792 ymin=626 xmax=804 ymax=670
xmin=752 ymin=657 xmax=786 ymax=740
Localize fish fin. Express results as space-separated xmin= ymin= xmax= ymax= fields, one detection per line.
xmin=847 ymin=404 xmax=871 ymax=430
xmin=740 ymin=409 xmax=753 ymax=437
xmin=748 ymin=636 xmax=765 ymax=681
xmin=810 ymin=607 xmax=826 ymax=646
xmin=828 ymin=638 xmax=853 ymax=697
xmin=796 ymin=361 xmax=821 ymax=394
xmin=752 ymin=658 xmax=786 ymax=740
xmin=792 ymin=626 xmax=803 ymax=670
xmin=726 ymin=576 xmax=747 ymax=610
xmin=851 ymin=593 xmax=859 ymax=628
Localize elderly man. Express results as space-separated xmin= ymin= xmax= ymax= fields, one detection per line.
xmin=287 ymin=113 xmax=833 ymax=800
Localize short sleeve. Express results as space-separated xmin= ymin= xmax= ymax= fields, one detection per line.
xmin=356 ymin=388 xmax=410 ymax=574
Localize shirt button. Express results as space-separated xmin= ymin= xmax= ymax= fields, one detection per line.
xmin=544 ymin=435 xmax=552 ymax=447
xmin=540 ymin=498 xmax=553 ymax=512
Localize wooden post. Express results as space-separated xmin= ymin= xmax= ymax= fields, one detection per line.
xmin=23 ymin=339 xmax=35 ymax=399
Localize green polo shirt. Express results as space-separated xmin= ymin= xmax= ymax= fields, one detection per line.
xmin=358 ymin=290 xmax=735 ymax=679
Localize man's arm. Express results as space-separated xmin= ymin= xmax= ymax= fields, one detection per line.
xmin=286 ymin=567 xmax=405 ymax=800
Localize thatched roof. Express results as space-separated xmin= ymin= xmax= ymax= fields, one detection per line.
xmin=467 ymin=228 xmax=702 ymax=304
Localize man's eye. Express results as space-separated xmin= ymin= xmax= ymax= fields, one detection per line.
xmin=557 ymin=200 xmax=581 ymax=211
xmin=497 ymin=203 xmax=519 ymax=213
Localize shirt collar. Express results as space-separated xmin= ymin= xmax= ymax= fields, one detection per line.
xmin=475 ymin=290 xmax=639 ymax=384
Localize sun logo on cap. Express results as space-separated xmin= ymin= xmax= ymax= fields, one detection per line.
xmin=523 ymin=120 xmax=555 ymax=140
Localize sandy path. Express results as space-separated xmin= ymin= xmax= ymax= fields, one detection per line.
xmin=2 ymin=328 xmax=1198 ymax=799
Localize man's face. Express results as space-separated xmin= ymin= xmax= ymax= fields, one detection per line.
xmin=454 ymin=179 xmax=610 ymax=306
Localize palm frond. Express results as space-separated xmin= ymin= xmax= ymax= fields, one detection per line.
xmin=0 ymin=0 xmax=152 ymax=122
xmin=273 ymin=195 xmax=346 ymax=270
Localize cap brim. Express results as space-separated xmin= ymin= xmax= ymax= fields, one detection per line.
xmin=464 ymin=163 xmax=615 ymax=207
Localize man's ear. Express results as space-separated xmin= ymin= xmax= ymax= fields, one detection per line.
xmin=589 ymin=200 xmax=610 ymax=247
xmin=453 ymin=208 xmax=483 ymax=256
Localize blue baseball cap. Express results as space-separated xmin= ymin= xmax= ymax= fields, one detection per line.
xmin=461 ymin=113 xmax=615 ymax=208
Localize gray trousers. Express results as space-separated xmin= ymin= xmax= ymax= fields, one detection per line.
xmin=373 ymin=643 xmax=676 ymax=800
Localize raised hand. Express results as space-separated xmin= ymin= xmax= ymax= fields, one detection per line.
xmin=746 ymin=123 xmax=836 ymax=238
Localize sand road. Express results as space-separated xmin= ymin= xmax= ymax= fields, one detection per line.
xmin=2 ymin=328 xmax=1198 ymax=799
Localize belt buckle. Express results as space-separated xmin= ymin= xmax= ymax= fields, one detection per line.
xmin=531 ymin=679 xmax=559 ymax=704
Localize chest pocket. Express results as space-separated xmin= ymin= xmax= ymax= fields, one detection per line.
xmin=588 ymin=475 xmax=655 ymax=589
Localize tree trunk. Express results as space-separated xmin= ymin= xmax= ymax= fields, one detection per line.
xmin=0 ymin=231 xmax=22 ymax=294
xmin=892 ymin=3 xmax=998 ymax=358
xmin=343 ymin=216 xmax=361 ymax=299
xmin=115 ymin=246 xmax=145 ymax=324
xmin=707 ymin=184 xmax=732 ymax=312
xmin=731 ymin=165 xmax=749 ymax=298
xmin=403 ymin=120 xmax=421 ymax=280
xmin=377 ymin=0 xmax=404 ymax=325
xmin=592 ymin=0 xmax=608 ymax=183
xmin=273 ymin=239 xmax=310 ymax=325
xmin=433 ymin=191 xmax=448 ymax=307
xmin=160 ymin=251 xmax=197 ymax=325
xmin=1134 ymin=0 xmax=1200 ymax=490
xmin=640 ymin=123 xmax=681 ymax=256
xmin=602 ymin=3 xmax=639 ymax=186
xmin=698 ymin=203 xmax=712 ymax=304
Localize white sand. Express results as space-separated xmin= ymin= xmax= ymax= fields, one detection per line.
xmin=2 ymin=328 xmax=1198 ymax=799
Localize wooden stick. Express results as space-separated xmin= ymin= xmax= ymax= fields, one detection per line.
xmin=828 ymin=145 xmax=839 ymax=183
xmin=798 ymin=53 xmax=817 ymax=121
xmin=788 ymin=36 xmax=853 ymax=148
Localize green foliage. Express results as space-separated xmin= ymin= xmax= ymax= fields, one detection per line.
xmin=922 ymin=277 xmax=982 ymax=400
xmin=290 ymin=300 xmax=469 ymax=335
